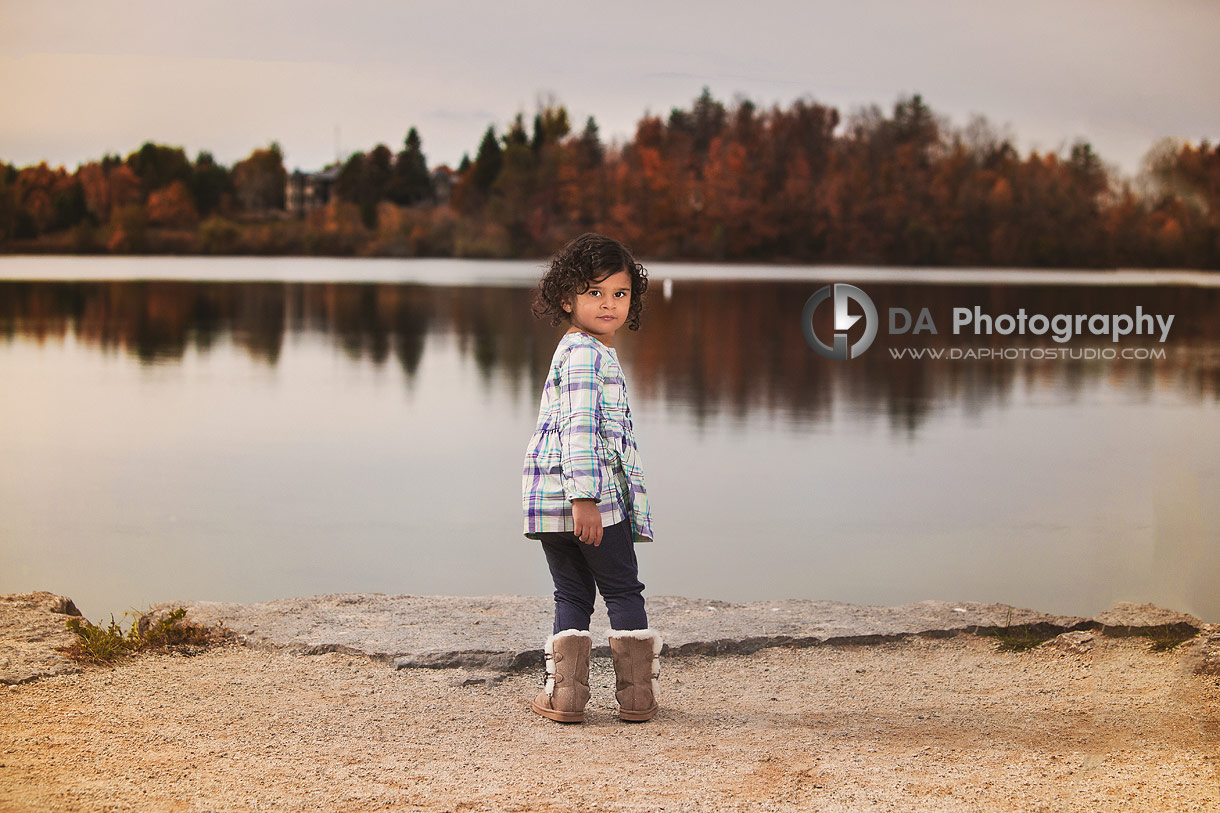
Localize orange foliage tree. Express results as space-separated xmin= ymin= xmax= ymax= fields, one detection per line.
xmin=2 ymin=91 xmax=1219 ymax=268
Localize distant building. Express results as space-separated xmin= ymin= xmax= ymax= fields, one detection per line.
xmin=286 ymin=165 xmax=342 ymax=217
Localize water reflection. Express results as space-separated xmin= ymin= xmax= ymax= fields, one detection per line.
xmin=2 ymin=279 xmax=1217 ymax=432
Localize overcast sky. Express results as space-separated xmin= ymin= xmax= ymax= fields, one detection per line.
xmin=1 ymin=0 xmax=1217 ymax=178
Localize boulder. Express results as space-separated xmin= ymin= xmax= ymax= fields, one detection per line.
xmin=1043 ymin=631 xmax=1096 ymax=654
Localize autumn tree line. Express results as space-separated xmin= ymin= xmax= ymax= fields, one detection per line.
xmin=1 ymin=89 xmax=1217 ymax=268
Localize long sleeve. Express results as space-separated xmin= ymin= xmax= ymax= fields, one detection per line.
xmin=557 ymin=343 xmax=604 ymax=503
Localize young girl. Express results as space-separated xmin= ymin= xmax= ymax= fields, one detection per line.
xmin=522 ymin=233 xmax=662 ymax=724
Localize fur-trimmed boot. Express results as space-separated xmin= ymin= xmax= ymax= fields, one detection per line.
xmin=531 ymin=629 xmax=592 ymax=723
xmin=607 ymin=628 xmax=662 ymax=721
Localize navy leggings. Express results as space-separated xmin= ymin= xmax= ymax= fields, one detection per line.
xmin=538 ymin=516 xmax=648 ymax=634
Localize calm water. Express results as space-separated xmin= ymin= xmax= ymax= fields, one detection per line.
xmin=2 ymin=257 xmax=1218 ymax=622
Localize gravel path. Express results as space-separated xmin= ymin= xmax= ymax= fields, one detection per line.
xmin=3 ymin=634 xmax=1217 ymax=811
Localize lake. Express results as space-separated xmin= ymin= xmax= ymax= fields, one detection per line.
xmin=2 ymin=256 xmax=1217 ymax=623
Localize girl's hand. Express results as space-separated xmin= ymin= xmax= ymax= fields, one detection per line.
xmin=570 ymin=499 xmax=602 ymax=546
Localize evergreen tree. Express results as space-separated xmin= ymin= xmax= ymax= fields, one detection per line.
xmin=336 ymin=151 xmax=365 ymax=203
xmin=668 ymin=87 xmax=727 ymax=157
xmin=125 ymin=142 xmax=193 ymax=193
xmin=472 ymin=126 xmax=502 ymax=192
xmin=531 ymin=113 xmax=546 ymax=154
xmin=190 ymin=151 xmax=232 ymax=217
xmin=336 ymin=145 xmax=392 ymax=227
xmin=578 ymin=116 xmax=604 ymax=167
xmin=1068 ymin=140 xmax=1106 ymax=197
xmin=366 ymin=144 xmax=393 ymax=201
xmin=531 ymin=105 xmax=571 ymax=153
xmin=388 ymin=127 xmax=434 ymax=205
xmin=503 ymin=114 xmax=529 ymax=149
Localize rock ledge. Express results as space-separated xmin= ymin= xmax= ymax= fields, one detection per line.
xmin=4 ymin=592 xmax=1208 ymax=685
xmin=0 ymin=592 xmax=84 ymax=685
xmin=145 ymin=594 xmax=1204 ymax=673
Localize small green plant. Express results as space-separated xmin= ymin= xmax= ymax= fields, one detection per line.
xmin=63 ymin=615 xmax=136 ymax=664
xmin=982 ymin=609 xmax=1061 ymax=652
xmin=990 ymin=628 xmax=1056 ymax=652
xmin=62 ymin=607 xmax=225 ymax=665
xmin=1143 ymin=627 xmax=1196 ymax=652
xmin=136 ymin=607 xmax=216 ymax=649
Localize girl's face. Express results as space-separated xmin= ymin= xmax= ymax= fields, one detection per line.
xmin=562 ymin=268 xmax=632 ymax=346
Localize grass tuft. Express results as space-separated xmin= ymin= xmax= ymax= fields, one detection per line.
xmin=1142 ymin=628 xmax=1196 ymax=652
xmin=135 ymin=607 xmax=218 ymax=649
xmin=63 ymin=616 xmax=134 ymax=664
xmin=61 ymin=607 xmax=228 ymax=666
xmin=982 ymin=609 xmax=1062 ymax=652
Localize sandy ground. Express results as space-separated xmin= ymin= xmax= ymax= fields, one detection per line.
xmin=1 ymin=634 xmax=1218 ymax=812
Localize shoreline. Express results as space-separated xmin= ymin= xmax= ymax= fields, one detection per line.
xmin=4 ymin=253 xmax=1220 ymax=286
xmin=3 ymin=591 xmax=1215 ymax=686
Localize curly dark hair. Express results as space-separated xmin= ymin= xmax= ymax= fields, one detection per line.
xmin=531 ymin=233 xmax=649 ymax=330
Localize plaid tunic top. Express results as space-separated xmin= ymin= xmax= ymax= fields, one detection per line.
xmin=522 ymin=331 xmax=654 ymax=543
